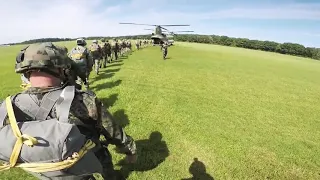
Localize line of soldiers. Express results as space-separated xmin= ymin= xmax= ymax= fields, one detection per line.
xmin=67 ymin=38 xmax=143 ymax=90
xmin=0 ymin=39 xmax=152 ymax=180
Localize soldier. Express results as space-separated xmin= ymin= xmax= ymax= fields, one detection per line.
xmin=0 ymin=42 xmax=137 ymax=180
xmin=161 ymin=41 xmax=168 ymax=60
xmin=100 ymin=39 xmax=108 ymax=68
xmin=103 ymin=39 xmax=112 ymax=66
xmin=127 ymin=40 xmax=132 ymax=54
xmin=135 ymin=40 xmax=140 ymax=50
xmin=113 ymin=39 xmax=119 ymax=60
xmin=68 ymin=38 xmax=92 ymax=90
xmin=88 ymin=40 xmax=102 ymax=75
xmin=121 ymin=40 xmax=128 ymax=55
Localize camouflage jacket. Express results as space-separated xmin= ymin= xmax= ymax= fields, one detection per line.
xmin=101 ymin=43 xmax=111 ymax=54
xmin=0 ymin=86 xmax=136 ymax=155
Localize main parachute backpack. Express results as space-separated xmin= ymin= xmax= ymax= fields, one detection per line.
xmin=0 ymin=86 xmax=103 ymax=177
xmin=68 ymin=46 xmax=88 ymax=67
xmin=89 ymin=44 xmax=100 ymax=57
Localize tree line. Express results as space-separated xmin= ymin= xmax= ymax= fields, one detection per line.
xmin=172 ymin=34 xmax=320 ymax=60
xmin=4 ymin=34 xmax=319 ymax=60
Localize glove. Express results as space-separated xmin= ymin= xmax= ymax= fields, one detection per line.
xmin=126 ymin=154 xmax=137 ymax=164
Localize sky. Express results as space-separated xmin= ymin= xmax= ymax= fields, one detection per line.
xmin=1 ymin=0 xmax=319 ymax=47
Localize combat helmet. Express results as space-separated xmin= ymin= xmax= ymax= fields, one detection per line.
xmin=15 ymin=42 xmax=70 ymax=79
xmin=76 ymin=38 xmax=87 ymax=46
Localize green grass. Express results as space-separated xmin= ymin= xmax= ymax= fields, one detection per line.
xmin=0 ymin=42 xmax=320 ymax=179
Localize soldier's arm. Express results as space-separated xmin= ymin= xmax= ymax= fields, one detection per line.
xmin=85 ymin=49 xmax=93 ymax=70
xmin=95 ymin=98 xmax=136 ymax=155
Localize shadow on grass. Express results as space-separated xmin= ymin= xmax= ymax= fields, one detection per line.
xmin=92 ymin=72 xmax=115 ymax=81
xmin=100 ymin=94 xmax=119 ymax=109
xmin=181 ymin=158 xmax=214 ymax=180
xmin=92 ymin=79 xmax=122 ymax=92
xmin=113 ymin=109 xmax=130 ymax=128
xmin=116 ymin=131 xmax=169 ymax=179
xmin=106 ymin=62 xmax=124 ymax=68
xmin=119 ymin=56 xmax=128 ymax=60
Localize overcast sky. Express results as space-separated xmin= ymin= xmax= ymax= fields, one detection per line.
xmin=1 ymin=0 xmax=319 ymax=47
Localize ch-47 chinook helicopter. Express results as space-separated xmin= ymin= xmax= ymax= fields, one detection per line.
xmin=119 ymin=23 xmax=193 ymax=45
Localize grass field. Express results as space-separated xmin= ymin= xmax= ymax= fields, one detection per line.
xmin=0 ymin=41 xmax=320 ymax=180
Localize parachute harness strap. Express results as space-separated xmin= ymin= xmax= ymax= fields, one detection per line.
xmin=0 ymin=96 xmax=95 ymax=173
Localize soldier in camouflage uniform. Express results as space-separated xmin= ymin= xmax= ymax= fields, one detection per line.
xmin=100 ymin=39 xmax=112 ymax=67
xmin=135 ymin=40 xmax=140 ymax=50
xmin=122 ymin=40 xmax=127 ymax=55
xmin=113 ymin=39 xmax=119 ymax=61
xmin=127 ymin=40 xmax=132 ymax=54
xmin=161 ymin=41 xmax=168 ymax=60
xmin=5 ymin=42 xmax=137 ymax=180
xmin=88 ymin=40 xmax=102 ymax=75
xmin=68 ymin=39 xmax=92 ymax=90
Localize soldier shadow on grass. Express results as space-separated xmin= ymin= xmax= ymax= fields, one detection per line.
xmin=99 ymin=94 xmax=119 ymax=109
xmin=181 ymin=158 xmax=215 ymax=180
xmin=106 ymin=62 xmax=124 ymax=68
xmin=115 ymin=131 xmax=170 ymax=179
xmin=119 ymin=55 xmax=128 ymax=60
xmin=92 ymin=68 xmax=121 ymax=81
xmin=91 ymin=79 xmax=122 ymax=92
xmin=92 ymin=72 xmax=115 ymax=82
xmin=113 ymin=109 xmax=130 ymax=128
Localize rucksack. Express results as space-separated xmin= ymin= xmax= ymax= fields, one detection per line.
xmin=0 ymin=86 xmax=103 ymax=177
xmin=89 ymin=44 xmax=100 ymax=56
xmin=68 ymin=46 xmax=88 ymax=67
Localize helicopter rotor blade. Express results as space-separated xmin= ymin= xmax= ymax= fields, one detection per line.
xmin=159 ymin=24 xmax=190 ymax=26
xmin=172 ymin=31 xmax=194 ymax=32
xmin=160 ymin=26 xmax=169 ymax=31
xmin=119 ymin=23 xmax=157 ymax=26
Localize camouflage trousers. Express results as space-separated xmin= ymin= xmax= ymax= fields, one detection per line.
xmin=102 ymin=53 xmax=111 ymax=68
xmin=113 ymin=51 xmax=118 ymax=60
xmin=75 ymin=69 xmax=90 ymax=90
xmin=94 ymin=59 xmax=101 ymax=74
xmin=162 ymin=48 xmax=167 ymax=59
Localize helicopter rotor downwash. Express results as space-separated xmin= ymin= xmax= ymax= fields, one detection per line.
xmin=119 ymin=23 xmax=193 ymax=45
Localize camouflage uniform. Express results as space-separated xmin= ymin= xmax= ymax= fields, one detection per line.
xmin=100 ymin=40 xmax=112 ymax=67
xmin=88 ymin=40 xmax=102 ymax=75
xmin=135 ymin=40 xmax=140 ymax=50
xmin=113 ymin=40 xmax=119 ymax=60
xmin=127 ymin=41 xmax=132 ymax=53
xmin=68 ymin=39 xmax=92 ymax=90
xmin=161 ymin=42 xmax=168 ymax=59
xmin=4 ymin=43 xmax=137 ymax=180
xmin=121 ymin=40 xmax=127 ymax=55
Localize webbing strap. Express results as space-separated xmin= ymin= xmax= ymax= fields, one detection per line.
xmin=56 ymin=86 xmax=75 ymax=123
xmin=5 ymin=96 xmax=38 ymax=167
xmin=34 ymin=90 xmax=61 ymax=121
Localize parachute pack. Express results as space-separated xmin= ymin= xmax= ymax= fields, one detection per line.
xmin=0 ymin=86 xmax=102 ymax=178
xmin=89 ymin=44 xmax=100 ymax=57
xmin=69 ymin=46 xmax=87 ymax=61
